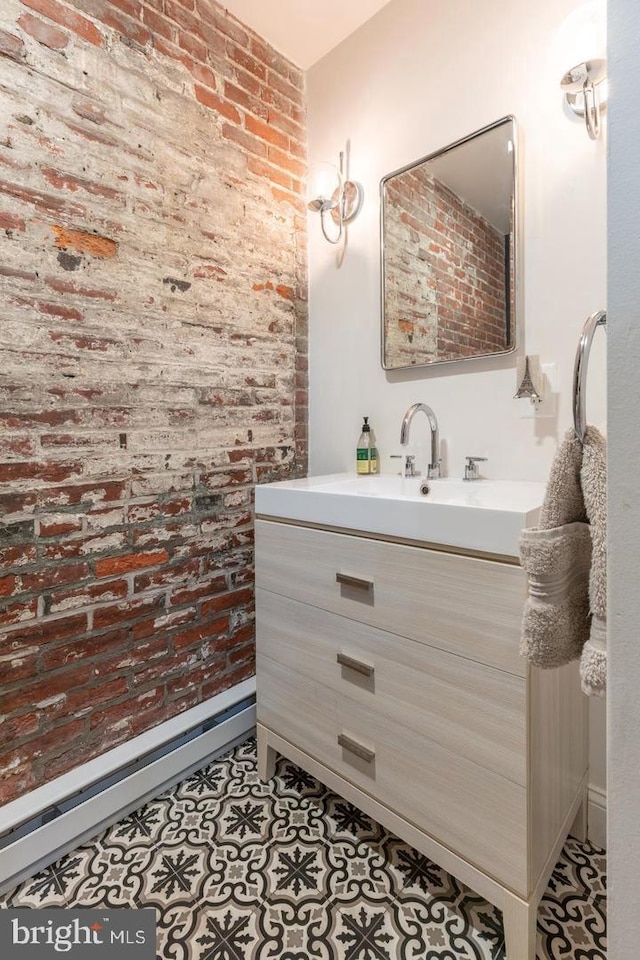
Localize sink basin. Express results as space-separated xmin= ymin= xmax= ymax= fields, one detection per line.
xmin=255 ymin=472 xmax=545 ymax=557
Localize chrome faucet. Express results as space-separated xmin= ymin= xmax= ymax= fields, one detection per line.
xmin=400 ymin=403 xmax=442 ymax=478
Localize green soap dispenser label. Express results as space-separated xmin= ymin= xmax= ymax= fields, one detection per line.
xmin=356 ymin=448 xmax=370 ymax=474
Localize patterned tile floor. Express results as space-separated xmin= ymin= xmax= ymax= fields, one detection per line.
xmin=1 ymin=738 xmax=606 ymax=958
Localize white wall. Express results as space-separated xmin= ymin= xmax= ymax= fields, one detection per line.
xmin=607 ymin=0 xmax=640 ymax=953
xmin=307 ymin=0 xmax=607 ymax=826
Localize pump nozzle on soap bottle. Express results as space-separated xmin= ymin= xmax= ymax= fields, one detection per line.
xmin=356 ymin=417 xmax=378 ymax=475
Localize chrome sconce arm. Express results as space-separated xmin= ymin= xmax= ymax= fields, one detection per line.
xmin=307 ymin=151 xmax=364 ymax=245
xmin=561 ymin=59 xmax=607 ymax=140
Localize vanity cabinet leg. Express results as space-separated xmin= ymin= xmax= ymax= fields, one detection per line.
xmin=257 ymin=723 xmax=277 ymax=780
xmin=502 ymin=895 xmax=537 ymax=960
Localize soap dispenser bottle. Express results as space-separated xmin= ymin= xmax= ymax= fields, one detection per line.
xmin=356 ymin=417 xmax=378 ymax=475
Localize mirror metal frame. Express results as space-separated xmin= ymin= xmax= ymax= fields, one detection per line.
xmin=380 ymin=115 xmax=518 ymax=371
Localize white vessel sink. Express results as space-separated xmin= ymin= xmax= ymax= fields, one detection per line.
xmin=255 ymin=472 xmax=545 ymax=557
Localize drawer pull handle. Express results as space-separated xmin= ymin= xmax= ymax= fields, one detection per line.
xmin=336 ymin=572 xmax=373 ymax=591
xmin=336 ymin=652 xmax=374 ymax=678
xmin=337 ymin=733 xmax=375 ymax=763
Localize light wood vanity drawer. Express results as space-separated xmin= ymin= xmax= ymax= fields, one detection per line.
xmin=255 ymin=520 xmax=526 ymax=676
xmin=257 ymin=654 xmax=528 ymax=893
xmin=257 ymin=588 xmax=527 ymax=785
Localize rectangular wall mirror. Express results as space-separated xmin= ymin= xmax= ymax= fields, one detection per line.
xmin=380 ymin=116 xmax=517 ymax=370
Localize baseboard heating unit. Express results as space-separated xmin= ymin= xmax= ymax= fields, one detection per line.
xmin=0 ymin=678 xmax=256 ymax=895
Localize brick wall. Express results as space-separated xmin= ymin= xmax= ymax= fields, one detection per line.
xmin=384 ymin=166 xmax=507 ymax=366
xmin=0 ymin=0 xmax=307 ymax=804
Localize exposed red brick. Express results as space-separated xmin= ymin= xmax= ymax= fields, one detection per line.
xmin=194 ymin=85 xmax=240 ymax=124
xmin=0 ymin=28 xmax=26 ymax=62
xmin=245 ymin=114 xmax=288 ymax=151
xmin=169 ymin=574 xmax=227 ymax=607
xmin=0 ymin=575 xmax=17 ymax=598
xmin=104 ymin=0 xmax=141 ymax=18
xmin=0 ymin=598 xmax=38 ymax=625
xmin=172 ymin=614 xmax=230 ymax=649
xmin=0 ymin=435 xmax=36 ymax=456
xmin=0 ymin=264 xmax=37 ymax=281
xmin=1 ymin=612 xmax=87 ymax=648
xmin=42 ymin=166 xmax=122 ymax=200
xmin=71 ymin=96 xmax=107 ymax=124
xmin=41 ymin=627 xmax=128 ymax=670
xmin=141 ymin=6 xmax=176 ymax=42
xmin=0 ymin=211 xmax=26 ymax=231
xmin=67 ymin=0 xmax=149 ymax=46
xmin=193 ymin=263 xmax=228 ymax=280
xmin=0 ymin=461 xmax=83 ymax=483
xmin=51 ymin=225 xmax=118 ymax=258
xmin=0 ymin=766 xmax=36 ymax=803
xmin=0 ymin=544 xmax=37 ymax=568
xmin=223 ymin=80 xmax=268 ymax=120
xmin=128 ymin=701 xmax=171 ymax=736
xmin=19 ymin=561 xmax=90 ymax=594
xmin=63 ymin=675 xmax=130 ymax=718
xmin=197 ymin=2 xmax=246 ymax=45
xmin=0 ymin=713 xmax=40 ymax=743
xmin=178 ymin=29 xmax=205 ymax=62
xmin=0 ymin=178 xmax=86 ymax=217
xmin=184 ymin=57 xmax=217 ymax=90
xmin=201 ymin=586 xmax=252 ymax=617
xmin=95 ymin=550 xmax=169 ymax=578
xmin=38 ymin=515 xmax=83 ymax=537
xmin=267 ymin=70 xmax=303 ymax=109
xmin=247 ymin=156 xmax=291 ymax=191
xmin=268 ymin=146 xmax=304 ymax=179
xmin=132 ymin=556 xmax=199 ymax=594
xmin=28 ymin=717 xmax=87 ymax=760
xmin=37 ymin=301 xmax=83 ymax=321
xmin=221 ymin=122 xmax=266 ymax=158
xmin=88 ymin=605 xmax=152 ymax=643
xmin=36 ymin=480 xmax=127 ymax=508
xmin=265 ymin=106 xmax=303 ymax=142
xmin=0 ymin=0 xmax=307 ymax=807
xmin=1 ymin=660 xmax=87 ymax=717
xmin=20 ymin=0 xmax=104 ymax=47
xmin=226 ymin=42 xmax=266 ymax=82
xmin=62 ymin=120 xmax=119 ymax=148
xmin=17 ymin=12 xmax=69 ymax=50
xmin=202 ymin=659 xmax=253 ymax=699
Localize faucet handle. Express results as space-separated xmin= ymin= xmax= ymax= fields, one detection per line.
xmin=463 ymin=456 xmax=487 ymax=481
xmin=391 ymin=454 xmax=416 ymax=477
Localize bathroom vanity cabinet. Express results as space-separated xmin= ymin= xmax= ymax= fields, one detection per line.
xmin=254 ymin=516 xmax=588 ymax=960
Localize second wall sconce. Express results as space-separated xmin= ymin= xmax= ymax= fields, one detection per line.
xmin=307 ymin=151 xmax=364 ymax=245
xmin=560 ymin=58 xmax=607 ymax=139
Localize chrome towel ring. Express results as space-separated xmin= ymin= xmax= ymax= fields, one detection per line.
xmin=573 ymin=309 xmax=606 ymax=442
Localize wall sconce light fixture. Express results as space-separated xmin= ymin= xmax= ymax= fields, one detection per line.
xmin=560 ymin=58 xmax=607 ymax=139
xmin=307 ymin=151 xmax=364 ymax=244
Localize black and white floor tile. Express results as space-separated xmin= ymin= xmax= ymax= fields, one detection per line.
xmin=1 ymin=738 xmax=606 ymax=959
